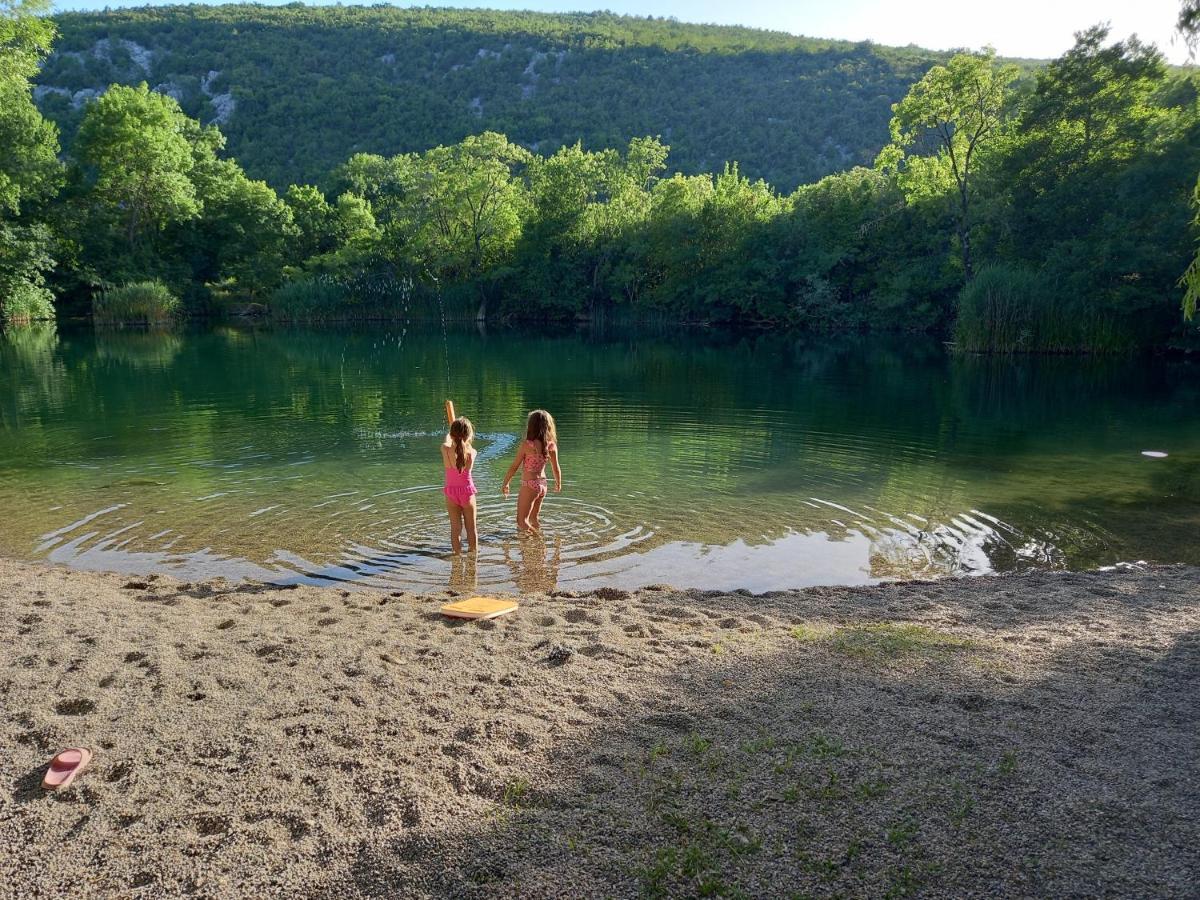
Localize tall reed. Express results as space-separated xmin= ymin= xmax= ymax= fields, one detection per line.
xmin=953 ymin=264 xmax=1131 ymax=354
xmin=93 ymin=281 xmax=182 ymax=325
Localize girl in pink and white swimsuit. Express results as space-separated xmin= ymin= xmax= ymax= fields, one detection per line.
xmin=441 ymin=416 xmax=478 ymax=553
xmin=501 ymin=409 xmax=562 ymax=534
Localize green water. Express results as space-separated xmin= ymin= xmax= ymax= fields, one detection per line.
xmin=1 ymin=323 xmax=1197 ymax=593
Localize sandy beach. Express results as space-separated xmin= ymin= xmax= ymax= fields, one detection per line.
xmin=1 ymin=557 xmax=1197 ymax=898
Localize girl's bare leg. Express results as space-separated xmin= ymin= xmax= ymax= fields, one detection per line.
xmin=463 ymin=496 xmax=478 ymax=553
xmin=446 ymin=499 xmax=464 ymax=553
xmin=516 ymin=484 xmax=536 ymax=532
xmin=529 ymin=490 xmax=546 ymax=532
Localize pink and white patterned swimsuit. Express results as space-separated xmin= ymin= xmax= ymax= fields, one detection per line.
xmin=522 ymin=439 xmax=556 ymax=497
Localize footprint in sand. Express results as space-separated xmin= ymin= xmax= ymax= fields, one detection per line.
xmin=55 ymin=698 xmax=96 ymax=716
xmin=193 ymin=814 xmax=231 ymax=837
xmin=317 ymin=617 xmax=339 ymax=627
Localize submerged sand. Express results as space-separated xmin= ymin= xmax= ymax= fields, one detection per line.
xmin=1 ymin=558 xmax=1197 ymax=898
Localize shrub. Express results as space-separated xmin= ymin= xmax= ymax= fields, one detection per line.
xmin=93 ymin=281 xmax=182 ymax=325
xmin=0 ymin=282 xmax=56 ymax=325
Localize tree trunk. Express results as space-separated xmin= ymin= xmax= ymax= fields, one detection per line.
xmin=958 ymin=187 xmax=974 ymax=282
xmin=960 ymin=224 xmax=974 ymax=282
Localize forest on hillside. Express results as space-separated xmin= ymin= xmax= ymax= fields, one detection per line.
xmin=33 ymin=3 xmax=943 ymax=191
xmin=3 ymin=1 xmax=1200 ymax=353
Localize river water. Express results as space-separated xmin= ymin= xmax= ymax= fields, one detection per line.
xmin=1 ymin=323 xmax=1196 ymax=593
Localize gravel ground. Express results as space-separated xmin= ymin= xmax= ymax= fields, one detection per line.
xmin=1 ymin=558 xmax=1197 ymax=898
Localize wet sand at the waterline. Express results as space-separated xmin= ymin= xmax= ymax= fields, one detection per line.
xmin=1 ymin=558 xmax=1197 ymax=897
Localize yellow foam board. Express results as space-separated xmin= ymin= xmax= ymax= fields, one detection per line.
xmin=441 ymin=596 xmax=518 ymax=620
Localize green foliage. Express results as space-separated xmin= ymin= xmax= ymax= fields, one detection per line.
xmin=954 ymin=264 xmax=1133 ymax=354
xmin=0 ymin=221 xmax=55 ymax=323
xmin=269 ymin=273 xmax=415 ymax=322
xmin=0 ymin=274 xmax=54 ymax=323
xmin=950 ymin=260 xmax=1036 ymax=352
xmin=954 ymin=264 xmax=1045 ymax=352
xmin=878 ymin=50 xmax=1019 ymax=280
xmin=33 ymin=5 xmax=944 ymax=192
xmin=92 ymin=279 xmax=181 ymax=324
xmin=1184 ymin=175 xmax=1200 ymax=321
xmin=5 ymin=6 xmax=1197 ymax=349
xmin=269 ymin=276 xmax=349 ymax=322
xmin=74 ymin=83 xmax=200 ymax=251
xmin=1 ymin=0 xmax=63 ymax=322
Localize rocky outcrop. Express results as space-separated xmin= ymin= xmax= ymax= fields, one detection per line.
xmin=200 ymin=70 xmax=236 ymax=125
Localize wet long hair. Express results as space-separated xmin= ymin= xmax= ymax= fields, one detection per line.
xmin=449 ymin=416 xmax=474 ymax=472
xmin=525 ymin=409 xmax=557 ymax=457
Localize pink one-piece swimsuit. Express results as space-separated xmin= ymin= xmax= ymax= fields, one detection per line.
xmin=443 ymin=464 xmax=477 ymax=507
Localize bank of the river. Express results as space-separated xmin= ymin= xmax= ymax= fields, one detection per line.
xmin=1 ymin=558 xmax=1197 ymax=898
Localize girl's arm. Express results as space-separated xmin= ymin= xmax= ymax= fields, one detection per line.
xmin=548 ymin=446 xmax=562 ymax=493
xmin=501 ymin=443 xmax=525 ymax=496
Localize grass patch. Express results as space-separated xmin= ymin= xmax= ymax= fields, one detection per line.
xmin=997 ymin=750 xmax=1018 ymax=777
xmin=793 ymin=621 xmax=977 ymax=662
xmin=640 ymin=813 xmax=759 ymax=899
xmin=790 ymin=623 xmax=835 ymax=642
xmin=501 ymin=777 xmax=530 ymax=807
xmin=685 ymin=733 xmax=712 ymax=756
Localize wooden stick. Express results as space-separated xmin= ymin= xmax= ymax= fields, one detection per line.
xmin=445 ymin=400 xmax=455 ymax=424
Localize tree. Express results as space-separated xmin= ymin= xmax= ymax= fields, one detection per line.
xmin=200 ymin=173 xmax=297 ymax=299
xmin=0 ymin=0 xmax=62 ymax=322
xmin=877 ymin=50 xmax=1017 ymax=280
xmin=1179 ymin=1 xmax=1200 ymax=318
xmin=1022 ymin=26 xmax=1164 ymax=170
xmin=395 ymin=132 xmax=530 ymax=319
xmin=285 ymin=184 xmax=336 ymax=261
xmin=1181 ymin=1 xmax=1200 ymax=56
xmin=74 ymin=84 xmax=201 ymax=258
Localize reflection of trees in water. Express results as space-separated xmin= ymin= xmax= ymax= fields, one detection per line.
xmin=93 ymin=327 xmax=184 ymax=369
xmin=1 ymin=322 xmax=58 ymax=362
xmin=1 ymin=323 xmax=1197 ymax=574
xmin=0 ymin=323 xmax=67 ymax=425
xmin=503 ymin=534 xmax=561 ymax=594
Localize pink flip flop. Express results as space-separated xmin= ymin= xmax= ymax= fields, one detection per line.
xmin=42 ymin=748 xmax=92 ymax=791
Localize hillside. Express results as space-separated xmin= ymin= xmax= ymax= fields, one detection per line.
xmin=34 ymin=4 xmax=946 ymax=191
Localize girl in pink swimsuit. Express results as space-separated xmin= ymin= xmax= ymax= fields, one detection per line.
xmin=501 ymin=409 xmax=562 ymax=534
xmin=441 ymin=416 xmax=478 ymax=553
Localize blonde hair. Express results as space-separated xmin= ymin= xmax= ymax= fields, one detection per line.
xmin=524 ymin=409 xmax=557 ymax=456
xmin=449 ymin=416 xmax=474 ymax=472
